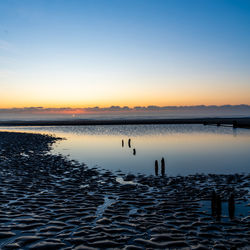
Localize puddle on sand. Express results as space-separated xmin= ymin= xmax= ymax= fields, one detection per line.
xmin=199 ymin=200 xmax=249 ymax=221
xmin=116 ymin=177 xmax=137 ymax=185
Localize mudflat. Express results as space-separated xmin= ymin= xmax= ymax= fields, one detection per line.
xmin=0 ymin=131 xmax=249 ymax=249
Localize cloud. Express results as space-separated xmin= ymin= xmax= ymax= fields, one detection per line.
xmin=0 ymin=105 xmax=250 ymax=115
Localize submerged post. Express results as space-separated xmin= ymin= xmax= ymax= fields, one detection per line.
xmin=155 ymin=160 xmax=158 ymax=176
xmin=161 ymin=157 xmax=165 ymax=176
xmin=211 ymin=190 xmax=217 ymax=217
xmin=122 ymin=139 xmax=124 ymax=147
xmin=133 ymin=148 xmax=136 ymax=155
xmin=216 ymin=194 xmax=222 ymax=221
xmin=228 ymin=193 xmax=235 ymax=220
xmin=128 ymin=138 xmax=131 ymax=148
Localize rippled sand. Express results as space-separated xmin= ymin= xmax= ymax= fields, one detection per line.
xmin=0 ymin=131 xmax=249 ymax=249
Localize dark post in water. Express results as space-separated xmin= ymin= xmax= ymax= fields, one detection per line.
xmin=228 ymin=193 xmax=235 ymax=220
xmin=128 ymin=138 xmax=131 ymax=148
xmin=133 ymin=148 xmax=136 ymax=155
xmin=211 ymin=190 xmax=217 ymax=217
xmin=122 ymin=139 xmax=124 ymax=147
xmin=155 ymin=160 xmax=158 ymax=176
xmin=216 ymin=194 xmax=222 ymax=221
xmin=233 ymin=120 xmax=238 ymax=129
xmin=161 ymin=157 xmax=165 ymax=176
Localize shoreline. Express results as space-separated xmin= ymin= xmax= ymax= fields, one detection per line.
xmin=0 ymin=117 xmax=250 ymax=129
xmin=0 ymin=131 xmax=249 ymax=249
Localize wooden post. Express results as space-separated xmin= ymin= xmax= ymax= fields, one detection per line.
xmin=161 ymin=157 xmax=165 ymax=176
xmin=155 ymin=160 xmax=158 ymax=176
xmin=211 ymin=190 xmax=216 ymax=217
xmin=216 ymin=194 xmax=221 ymax=221
xmin=228 ymin=193 xmax=235 ymax=220
xmin=233 ymin=120 xmax=238 ymax=129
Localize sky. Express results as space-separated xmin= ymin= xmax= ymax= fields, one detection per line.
xmin=0 ymin=0 xmax=250 ymax=109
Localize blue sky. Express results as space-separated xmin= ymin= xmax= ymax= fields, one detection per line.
xmin=0 ymin=0 xmax=250 ymax=108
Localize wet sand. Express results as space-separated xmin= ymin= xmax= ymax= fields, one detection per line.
xmin=0 ymin=131 xmax=249 ymax=249
xmin=0 ymin=117 xmax=250 ymax=128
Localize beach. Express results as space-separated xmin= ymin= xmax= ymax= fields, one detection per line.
xmin=1 ymin=0 xmax=250 ymax=248
xmin=0 ymin=131 xmax=249 ymax=249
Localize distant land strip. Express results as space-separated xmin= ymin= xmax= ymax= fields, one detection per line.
xmin=0 ymin=117 xmax=250 ymax=129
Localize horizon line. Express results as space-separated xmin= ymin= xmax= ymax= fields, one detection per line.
xmin=1 ymin=104 xmax=250 ymax=114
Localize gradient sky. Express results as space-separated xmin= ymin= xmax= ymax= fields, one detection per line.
xmin=0 ymin=0 xmax=250 ymax=108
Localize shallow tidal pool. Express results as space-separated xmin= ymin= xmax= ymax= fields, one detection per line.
xmin=2 ymin=124 xmax=250 ymax=176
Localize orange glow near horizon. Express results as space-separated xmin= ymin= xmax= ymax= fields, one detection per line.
xmin=1 ymin=1 xmax=250 ymax=113
xmin=1 ymin=62 xmax=250 ymax=109
xmin=1 ymin=78 xmax=250 ymax=109
xmin=1 ymin=100 xmax=250 ymax=110
xmin=1 ymin=96 xmax=250 ymax=109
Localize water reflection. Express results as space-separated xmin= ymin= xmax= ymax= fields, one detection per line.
xmin=1 ymin=124 xmax=250 ymax=176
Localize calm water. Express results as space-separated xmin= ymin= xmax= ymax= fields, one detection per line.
xmin=1 ymin=124 xmax=250 ymax=176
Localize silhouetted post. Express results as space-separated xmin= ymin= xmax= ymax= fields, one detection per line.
xmin=133 ymin=148 xmax=136 ymax=155
xmin=128 ymin=139 xmax=131 ymax=148
xmin=228 ymin=193 xmax=235 ymax=220
xmin=217 ymin=122 xmax=221 ymax=127
xmin=161 ymin=157 xmax=165 ymax=176
xmin=155 ymin=160 xmax=158 ymax=176
xmin=216 ymin=194 xmax=222 ymax=221
xmin=122 ymin=139 xmax=124 ymax=147
xmin=233 ymin=120 xmax=238 ymax=129
xmin=211 ymin=190 xmax=217 ymax=217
